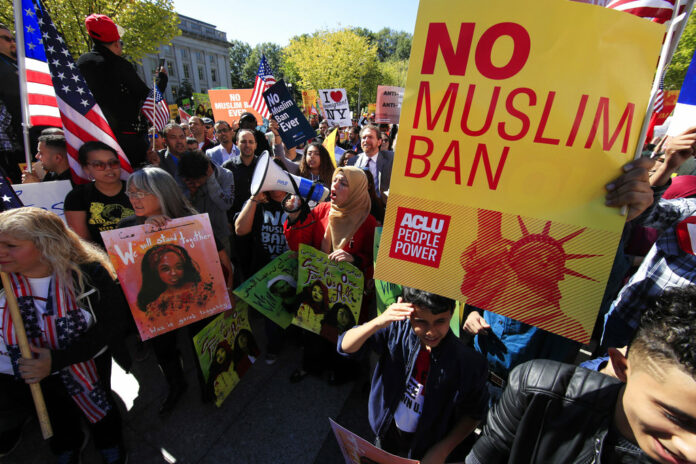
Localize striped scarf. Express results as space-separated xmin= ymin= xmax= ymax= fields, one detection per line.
xmin=2 ymin=273 xmax=110 ymax=423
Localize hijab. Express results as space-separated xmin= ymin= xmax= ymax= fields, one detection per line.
xmin=323 ymin=167 xmax=371 ymax=252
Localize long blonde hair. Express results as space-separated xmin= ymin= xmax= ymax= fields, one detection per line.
xmin=0 ymin=208 xmax=114 ymax=296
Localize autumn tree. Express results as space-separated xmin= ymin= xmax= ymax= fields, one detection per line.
xmin=283 ymin=28 xmax=381 ymax=110
xmin=665 ymin=9 xmax=696 ymax=89
xmin=0 ymin=0 xmax=179 ymax=63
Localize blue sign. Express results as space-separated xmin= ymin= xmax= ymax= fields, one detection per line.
xmin=263 ymin=80 xmax=316 ymax=148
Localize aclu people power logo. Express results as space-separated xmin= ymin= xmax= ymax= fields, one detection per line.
xmin=389 ymin=207 xmax=450 ymax=268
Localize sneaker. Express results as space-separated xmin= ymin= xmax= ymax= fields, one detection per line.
xmin=0 ymin=426 xmax=22 ymax=457
xmin=99 ymin=444 xmax=128 ymax=464
xmin=265 ymin=353 xmax=278 ymax=365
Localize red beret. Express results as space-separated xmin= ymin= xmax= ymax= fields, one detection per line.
xmin=85 ymin=14 xmax=120 ymax=42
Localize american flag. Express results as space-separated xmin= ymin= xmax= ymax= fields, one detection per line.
xmin=654 ymin=75 xmax=665 ymax=113
xmin=606 ymin=0 xmax=679 ymax=23
xmin=249 ymin=55 xmax=276 ymax=120
xmin=141 ymin=86 xmax=169 ymax=131
xmin=19 ymin=0 xmax=60 ymax=128
xmin=19 ymin=0 xmax=132 ymax=182
xmin=0 ymin=172 xmax=23 ymax=212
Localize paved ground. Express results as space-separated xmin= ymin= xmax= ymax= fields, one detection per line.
xmin=3 ymin=311 xmax=374 ymax=464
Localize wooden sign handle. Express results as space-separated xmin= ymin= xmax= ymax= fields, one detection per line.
xmin=1 ymin=272 xmax=53 ymax=439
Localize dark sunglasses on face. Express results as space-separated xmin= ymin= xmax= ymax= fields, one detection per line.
xmin=0 ymin=35 xmax=15 ymax=43
xmin=87 ymin=159 xmax=120 ymax=170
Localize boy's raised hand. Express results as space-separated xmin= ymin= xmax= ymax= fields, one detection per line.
xmin=373 ymin=297 xmax=414 ymax=330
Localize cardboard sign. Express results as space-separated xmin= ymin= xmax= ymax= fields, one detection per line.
xmin=263 ymin=79 xmax=316 ymax=148
xmin=374 ymin=0 xmax=662 ymax=343
xmin=192 ymin=92 xmax=212 ymax=117
xmin=375 ymin=86 xmax=404 ymax=124
xmin=101 ymin=214 xmax=231 ymax=340
xmin=12 ymin=180 xmax=72 ymax=222
xmin=192 ymin=300 xmax=257 ymax=407
xmin=234 ymin=251 xmax=298 ymax=329
xmin=209 ymin=89 xmax=263 ymax=125
xmin=301 ymin=89 xmax=319 ymax=116
xmin=330 ymin=419 xmax=419 ymax=464
xmin=655 ymin=90 xmax=678 ymax=127
xmin=168 ymin=104 xmax=179 ymax=120
xmin=319 ymin=88 xmax=351 ymax=127
xmin=294 ymin=244 xmax=363 ymax=343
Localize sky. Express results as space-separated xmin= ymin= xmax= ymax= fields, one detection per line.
xmin=172 ymin=0 xmax=421 ymax=47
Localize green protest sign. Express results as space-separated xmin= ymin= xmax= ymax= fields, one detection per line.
xmin=234 ymin=251 xmax=298 ymax=329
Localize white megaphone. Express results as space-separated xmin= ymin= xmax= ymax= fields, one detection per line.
xmin=250 ymin=151 xmax=329 ymax=203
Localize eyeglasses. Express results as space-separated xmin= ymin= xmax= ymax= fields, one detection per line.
xmin=87 ymin=159 xmax=120 ymax=170
xmin=0 ymin=35 xmax=15 ymax=43
xmin=125 ymin=190 xmax=153 ymax=199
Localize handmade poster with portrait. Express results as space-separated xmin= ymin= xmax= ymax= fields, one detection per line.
xmin=295 ymin=244 xmax=363 ymax=343
xmin=101 ymin=214 xmax=231 ymax=340
xmin=234 ymin=251 xmax=298 ymax=329
xmin=192 ymin=299 xmax=258 ymax=407
xmin=330 ymin=419 xmax=419 ymax=464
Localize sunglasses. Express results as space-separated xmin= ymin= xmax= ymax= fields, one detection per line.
xmin=87 ymin=159 xmax=120 ymax=170
xmin=0 ymin=35 xmax=15 ymax=43
xmin=126 ymin=190 xmax=153 ymax=199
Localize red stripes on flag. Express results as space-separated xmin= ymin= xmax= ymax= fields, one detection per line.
xmin=606 ymin=0 xmax=678 ymax=23
xmin=24 ymin=58 xmax=61 ymax=128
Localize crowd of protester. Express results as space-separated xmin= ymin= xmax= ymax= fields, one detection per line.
xmin=1 ymin=13 xmax=696 ymax=464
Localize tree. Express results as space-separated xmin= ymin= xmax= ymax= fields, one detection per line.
xmin=379 ymin=59 xmax=408 ymax=88
xmin=176 ymin=79 xmax=193 ymax=107
xmin=283 ymin=28 xmax=381 ymax=111
xmin=0 ymin=0 xmax=180 ymax=63
xmin=665 ymin=10 xmax=696 ymax=90
xmin=241 ymin=42 xmax=283 ymax=87
xmin=229 ymin=39 xmax=252 ymax=88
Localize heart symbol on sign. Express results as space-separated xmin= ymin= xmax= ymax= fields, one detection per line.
xmin=330 ymin=90 xmax=343 ymax=103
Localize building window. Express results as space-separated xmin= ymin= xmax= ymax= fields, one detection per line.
xmin=196 ymin=51 xmax=203 ymax=61
xmin=167 ymin=61 xmax=175 ymax=77
xmin=161 ymin=45 xmax=171 ymax=55
xmin=198 ymin=65 xmax=205 ymax=81
xmin=183 ymin=64 xmax=190 ymax=79
xmin=209 ymin=55 xmax=215 ymax=64
xmin=180 ymin=48 xmax=188 ymax=58
xmin=171 ymin=85 xmax=178 ymax=97
xmin=211 ymin=68 xmax=217 ymax=82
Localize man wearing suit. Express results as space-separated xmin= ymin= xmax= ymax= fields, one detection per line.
xmin=206 ymin=120 xmax=239 ymax=166
xmin=156 ymin=123 xmax=187 ymax=186
xmin=348 ymin=124 xmax=393 ymax=198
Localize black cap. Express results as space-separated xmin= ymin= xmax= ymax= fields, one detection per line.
xmin=239 ymin=112 xmax=256 ymax=123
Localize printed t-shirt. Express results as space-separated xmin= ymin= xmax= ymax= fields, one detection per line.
xmin=394 ymin=346 xmax=430 ymax=433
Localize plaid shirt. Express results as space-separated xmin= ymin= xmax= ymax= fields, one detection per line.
xmin=605 ymin=196 xmax=696 ymax=339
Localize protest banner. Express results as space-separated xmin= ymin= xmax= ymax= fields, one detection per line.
xmin=368 ymin=102 xmax=376 ymax=115
xmin=181 ymin=98 xmax=192 ymax=113
xmin=101 ymin=214 xmax=231 ymax=341
xmin=234 ymin=251 xmax=298 ymax=329
xmin=192 ymin=92 xmax=212 ymax=117
xmin=319 ymin=88 xmax=351 ymax=127
xmin=263 ymin=79 xmax=316 ymax=148
xmin=656 ymin=90 xmax=679 ymax=126
xmin=12 ymin=180 xmax=72 ymax=222
xmin=301 ymin=89 xmax=319 ymax=116
xmin=192 ymin=300 xmax=258 ymax=407
xmin=375 ymin=86 xmax=405 ymax=124
xmin=373 ymin=0 xmax=663 ymax=343
xmin=295 ymin=244 xmax=363 ymax=342
xmin=330 ymin=419 xmax=419 ymax=464
xmin=209 ymin=89 xmax=263 ymax=124
xmin=168 ymin=104 xmax=179 ymax=120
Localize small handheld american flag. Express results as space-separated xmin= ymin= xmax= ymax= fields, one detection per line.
xmin=249 ymin=55 xmax=276 ymax=120
xmin=141 ymin=86 xmax=169 ymax=132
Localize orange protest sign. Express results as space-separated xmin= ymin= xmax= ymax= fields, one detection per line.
xmin=209 ymin=89 xmax=263 ymax=124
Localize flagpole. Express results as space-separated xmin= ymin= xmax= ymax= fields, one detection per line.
xmin=13 ymin=0 xmax=34 ymax=173
xmin=633 ymin=0 xmax=696 ymax=162
xmin=1 ymin=272 xmax=53 ymax=439
xmin=151 ymin=76 xmax=157 ymax=151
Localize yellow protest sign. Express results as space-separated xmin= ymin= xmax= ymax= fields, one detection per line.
xmin=374 ymin=0 xmax=663 ymax=343
xmin=301 ymin=90 xmax=319 ymax=116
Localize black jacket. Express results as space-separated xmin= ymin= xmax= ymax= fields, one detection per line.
xmin=0 ymin=53 xmax=21 ymax=144
xmin=466 ymin=360 xmax=656 ymax=464
xmin=77 ymin=44 xmax=167 ymax=134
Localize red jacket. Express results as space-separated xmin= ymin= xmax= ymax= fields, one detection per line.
xmin=283 ymin=202 xmax=377 ymax=279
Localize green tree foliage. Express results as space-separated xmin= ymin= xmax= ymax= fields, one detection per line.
xmin=665 ymin=10 xmax=696 ymax=90
xmin=351 ymin=27 xmax=412 ymax=62
xmin=379 ymin=59 xmax=409 ymax=88
xmin=241 ymin=42 xmax=283 ymax=87
xmin=229 ymin=39 xmax=252 ymax=88
xmin=0 ymin=0 xmax=179 ymax=63
xmin=283 ymin=28 xmax=381 ymax=110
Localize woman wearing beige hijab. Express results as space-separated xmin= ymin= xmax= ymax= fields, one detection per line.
xmin=284 ymin=166 xmax=378 ymax=383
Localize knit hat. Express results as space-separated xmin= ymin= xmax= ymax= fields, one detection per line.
xmin=85 ymin=14 xmax=123 ymax=43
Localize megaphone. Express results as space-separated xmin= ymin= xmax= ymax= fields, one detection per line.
xmin=250 ymin=151 xmax=329 ymax=203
